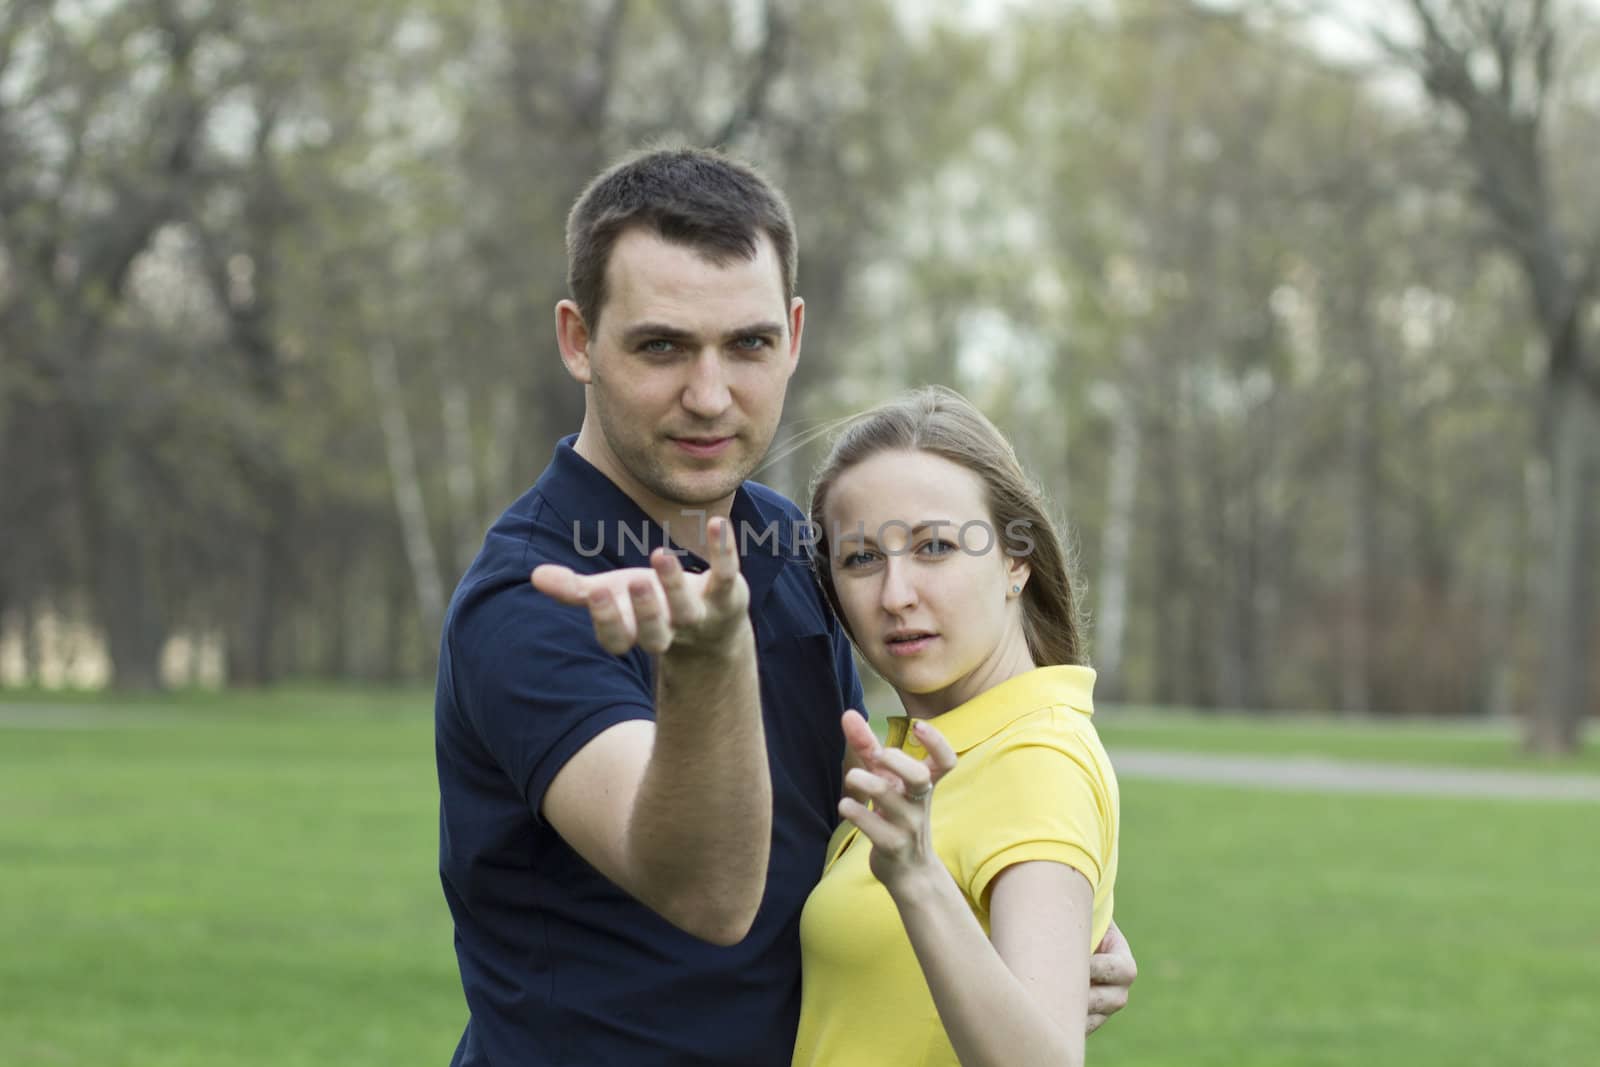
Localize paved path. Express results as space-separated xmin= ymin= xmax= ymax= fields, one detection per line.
xmin=1114 ymin=748 xmax=1600 ymax=802
xmin=0 ymin=706 xmax=178 ymax=729
xmin=6 ymin=707 xmax=1596 ymax=802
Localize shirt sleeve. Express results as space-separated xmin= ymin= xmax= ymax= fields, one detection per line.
xmin=448 ymin=574 xmax=656 ymax=821
xmin=955 ymin=721 xmax=1115 ymax=914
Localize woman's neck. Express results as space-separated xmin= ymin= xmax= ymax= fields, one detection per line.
xmin=900 ymin=629 xmax=1038 ymax=721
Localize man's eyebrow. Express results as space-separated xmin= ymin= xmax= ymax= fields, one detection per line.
xmin=723 ymin=321 xmax=784 ymax=341
xmin=620 ymin=323 xmax=697 ymax=346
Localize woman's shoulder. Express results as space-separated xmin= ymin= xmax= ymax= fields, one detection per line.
xmin=985 ymin=701 xmax=1108 ymax=759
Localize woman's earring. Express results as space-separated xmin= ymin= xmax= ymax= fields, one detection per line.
xmin=1011 ymin=585 xmax=1021 ymax=595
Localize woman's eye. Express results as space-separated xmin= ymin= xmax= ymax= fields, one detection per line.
xmin=840 ymin=550 xmax=877 ymax=568
xmin=919 ymin=539 xmax=956 ymax=557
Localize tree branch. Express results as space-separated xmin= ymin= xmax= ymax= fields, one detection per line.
xmin=711 ymin=0 xmax=789 ymax=147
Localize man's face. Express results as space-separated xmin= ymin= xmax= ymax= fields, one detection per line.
xmin=569 ymin=228 xmax=803 ymax=515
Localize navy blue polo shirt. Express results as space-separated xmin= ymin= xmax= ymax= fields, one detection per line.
xmin=436 ymin=437 xmax=864 ymax=1067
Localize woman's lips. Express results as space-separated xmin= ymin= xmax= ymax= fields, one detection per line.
xmin=885 ymin=635 xmax=937 ymax=657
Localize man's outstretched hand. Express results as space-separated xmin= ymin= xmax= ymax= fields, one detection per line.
xmin=1086 ymin=919 xmax=1138 ymax=1034
xmin=532 ymin=516 xmax=750 ymax=657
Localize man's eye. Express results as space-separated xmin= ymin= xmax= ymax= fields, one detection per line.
xmin=641 ymin=339 xmax=677 ymax=354
xmin=733 ymin=335 xmax=772 ymax=351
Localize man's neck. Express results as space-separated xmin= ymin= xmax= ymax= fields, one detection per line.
xmin=573 ymin=423 xmax=735 ymax=560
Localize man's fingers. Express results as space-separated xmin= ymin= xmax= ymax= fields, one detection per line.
xmin=652 ymin=549 xmax=705 ymax=631
xmin=629 ymin=577 xmax=672 ymax=654
xmin=531 ymin=564 xmax=585 ymax=605
xmin=701 ymin=516 xmax=743 ymax=605
xmin=1088 ymin=946 xmax=1138 ymax=988
xmin=1086 ymin=981 xmax=1129 ymax=1019
xmin=1096 ymin=918 xmax=1132 ymax=958
xmin=586 ymin=587 xmax=637 ymax=655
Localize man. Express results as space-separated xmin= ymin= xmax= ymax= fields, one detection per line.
xmin=435 ymin=146 xmax=1136 ymax=1066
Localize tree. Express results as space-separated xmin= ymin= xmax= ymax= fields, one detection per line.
xmin=1380 ymin=0 xmax=1600 ymax=752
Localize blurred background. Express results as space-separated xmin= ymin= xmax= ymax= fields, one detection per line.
xmin=2 ymin=0 xmax=1597 ymax=1064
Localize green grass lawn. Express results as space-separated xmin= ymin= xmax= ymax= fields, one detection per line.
xmin=3 ymin=689 xmax=1597 ymax=1065
xmin=859 ymin=677 xmax=1600 ymax=774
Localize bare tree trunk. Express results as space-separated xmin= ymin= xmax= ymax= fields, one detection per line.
xmin=1388 ymin=0 xmax=1595 ymax=748
xmin=1095 ymin=383 xmax=1141 ymax=693
xmin=1531 ymin=378 xmax=1597 ymax=752
xmin=1151 ymin=366 xmax=1190 ymax=707
xmin=1341 ymin=275 xmax=1382 ymax=715
xmin=370 ymin=340 xmax=446 ymax=644
xmin=1094 ymin=10 xmax=1179 ymax=696
xmin=483 ymin=388 xmax=522 ymax=520
xmin=439 ymin=375 xmax=481 ymax=573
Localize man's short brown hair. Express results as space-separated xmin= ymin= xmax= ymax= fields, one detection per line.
xmin=565 ymin=146 xmax=799 ymax=330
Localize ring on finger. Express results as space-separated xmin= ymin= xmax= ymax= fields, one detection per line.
xmin=905 ymin=784 xmax=932 ymax=802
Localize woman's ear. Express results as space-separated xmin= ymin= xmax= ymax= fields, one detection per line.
xmin=1005 ymin=555 xmax=1031 ymax=599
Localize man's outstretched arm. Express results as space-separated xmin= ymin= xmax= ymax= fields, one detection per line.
xmin=534 ymin=517 xmax=771 ymax=945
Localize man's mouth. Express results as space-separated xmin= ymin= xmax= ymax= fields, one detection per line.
xmin=671 ymin=435 xmax=735 ymax=458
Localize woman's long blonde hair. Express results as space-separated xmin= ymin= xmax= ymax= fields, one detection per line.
xmin=808 ymin=386 xmax=1088 ymax=668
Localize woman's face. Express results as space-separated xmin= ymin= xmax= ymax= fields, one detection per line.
xmin=823 ymin=449 xmax=1032 ymax=718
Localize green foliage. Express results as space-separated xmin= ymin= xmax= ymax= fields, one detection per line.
xmin=0 ymin=0 xmax=1594 ymax=724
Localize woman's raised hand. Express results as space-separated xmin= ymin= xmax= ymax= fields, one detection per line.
xmin=838 ymin=709 xmax=959 ymax=895
xmin=531 ymin=516 xmax=750 ymax=656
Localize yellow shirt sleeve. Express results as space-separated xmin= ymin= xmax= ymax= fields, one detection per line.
xmin=953 ymin=716 xmax=1115 ymax=916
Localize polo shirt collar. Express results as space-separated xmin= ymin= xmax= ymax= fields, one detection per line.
xmin=535 ymin=435 xmax=792 ymax=604
xmin=885 ymin=665 xmax=1098 ymax=756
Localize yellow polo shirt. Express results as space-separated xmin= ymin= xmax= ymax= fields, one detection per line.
xmin=791 ymin=665 xmax=1118 ymax=1067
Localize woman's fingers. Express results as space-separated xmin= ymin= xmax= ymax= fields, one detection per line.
xmin=838 ymin=796 xmax=905 ymax=851
xmin=874 ymin=746 xmax=932 ymax=798
xmin=911 ymin=720 xmax=959 ymax=784
xmin=843 ymin=765 xmax=895 ymax=805
xmin=840 ymin=709 xmax=880 ymax=766
xmin=844 ymin=763 xmax=928 ymax=841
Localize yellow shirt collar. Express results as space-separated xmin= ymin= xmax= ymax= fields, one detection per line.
xmin=885 ymin=665 xmax=1097 ymax=756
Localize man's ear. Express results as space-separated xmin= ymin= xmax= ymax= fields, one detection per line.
xmin=784 ymin=297 xmax=805 ymax=378
xmin=555 ymin=299 xmax=593 ymax=384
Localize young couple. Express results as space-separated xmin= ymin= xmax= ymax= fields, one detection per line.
xmin=435 ymin=147 xmax=1129 ymax=1066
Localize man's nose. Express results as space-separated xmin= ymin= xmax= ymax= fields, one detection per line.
xmin=681 ymin=349 xmax=732 ymax=419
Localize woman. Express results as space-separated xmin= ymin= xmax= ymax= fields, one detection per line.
xmin=792 ymin=387 xmax=1119 ymax=1067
